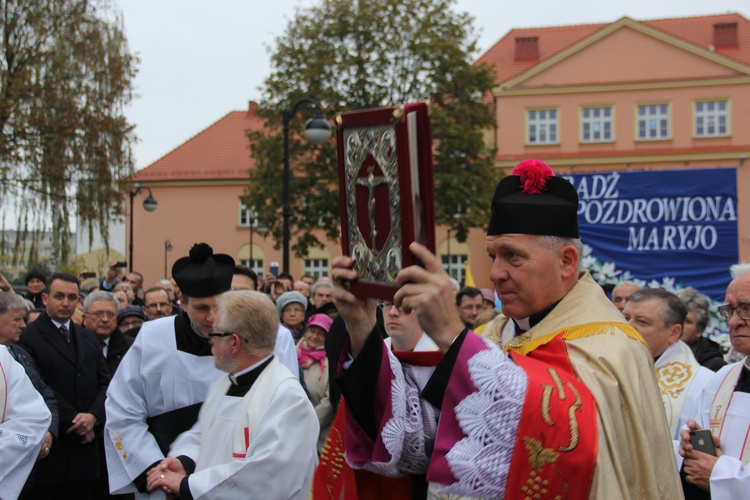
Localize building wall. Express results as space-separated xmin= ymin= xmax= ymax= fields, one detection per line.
xmin=493 ymin=28 xmax=750 ymax=264
xmin=128 ymin=182 xmax=494 ymax=290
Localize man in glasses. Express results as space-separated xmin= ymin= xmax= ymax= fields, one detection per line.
xmin=104 ymin=243 xmax=236 ymax=498
xmin=146 ymin=291 xmax=317 ymax=498
xmin=455 ymin=287 xmax=483 ymax=328
xmin=141 ymin=286 xmax=174 ymax=322
xmin=82 ymin=291 xmax=133 ymax=375
xmin=105 ymin=243 xmax=299 ymax=498
xmin=680 ymin=263 xmax=750 ymax=497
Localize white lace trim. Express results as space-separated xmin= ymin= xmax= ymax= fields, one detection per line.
xmin=441 ymin=338 xmax=527 ymax=499
xmin=345 ymin=347 xmax=413 ymax=477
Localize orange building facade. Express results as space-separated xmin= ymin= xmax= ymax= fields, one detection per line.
xmin=478 ymin=14 xmax=750 ymax=267
xmin=129 ymin=13 xmax=749 ymax=290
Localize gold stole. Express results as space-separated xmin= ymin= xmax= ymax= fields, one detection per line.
xmin=655 ymin=342 xmax=699 ymax=437
xmin=709 ymin=361 xmax=750 ymax=465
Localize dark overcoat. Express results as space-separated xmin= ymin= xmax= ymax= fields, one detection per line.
xmin=18 ymin=312 xmax=111 ymax=485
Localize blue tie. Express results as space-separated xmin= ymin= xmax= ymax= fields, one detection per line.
xmin=59 ymin=324 xmax=70 ymax=343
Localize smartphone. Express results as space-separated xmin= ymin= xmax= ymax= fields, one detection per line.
xmin=80 ymin=272 xmax=96 ymax=279
xmin=689 ymin=430 xmax=716 ymax=456
xmin=114 ymin=261 xmax=128 ymax=268
xmin=269 ymin=262 xmax=279 ymax=278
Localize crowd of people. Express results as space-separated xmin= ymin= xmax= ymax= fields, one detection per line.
xmin=1 ymin=158 xmax=749 ymax=499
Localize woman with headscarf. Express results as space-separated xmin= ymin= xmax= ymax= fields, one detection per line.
xmin=276 ymin=291 xmax=308 ymax=342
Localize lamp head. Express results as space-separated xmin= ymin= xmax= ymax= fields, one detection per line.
xmin=304 ymin=112 xmax=332 ymax=144
xmin=143 ymin=193 xmax=158 ymax=212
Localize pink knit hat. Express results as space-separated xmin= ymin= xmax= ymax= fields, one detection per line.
xmin=307 ymin=313 xmax=333 ymax=333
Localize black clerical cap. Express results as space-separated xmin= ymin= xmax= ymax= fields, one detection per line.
xmin=487 ymin=159 xmax=579 ymax=238
xmin=171 ymin=243 xmax=234 ymax=298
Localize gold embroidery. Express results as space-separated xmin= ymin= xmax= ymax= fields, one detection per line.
xmin=318 ymin=426 xmax=345 ymax=479
xmin=710 ymin=404 xmax=723 ymax=435
xmin=540 ymin=369 xmax=581 ymax=452
xmin=656 ymin=362 xmax=692 ymax=399
xmin=108 ymin=432 xmax=127 ymax=461
xmin=523 ymin=437 xmax=560 ymax=470
xmin=559 ymin=383 xmax=582 ymax=452
xmin=548 ymin=369 xmax=566 ymax=400
xmin=541 ymin=384 xmax=555 ymax=426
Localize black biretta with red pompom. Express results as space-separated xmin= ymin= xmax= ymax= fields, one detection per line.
xmin=171 ymin=243 xmax=235 ymax=298
xmin=487 ymin=159 xmax=579 ymax=238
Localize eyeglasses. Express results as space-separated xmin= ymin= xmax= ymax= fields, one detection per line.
xmin=119 ymin=319 xmax=142 ymax=329
xmin=282 ymin=307 xmax=305 ymax=314
xmin=718 ymin=303 xmax=750 ymax=321
xmin=88 ymin=311 xmax=116 ymax=320
xmin=378 ymin=301 xmax=395 ymax=311
xmin=207 ymin=332 xmax=248 ymax=344
xmin=145 ymin=302 xmax=172 ymax=310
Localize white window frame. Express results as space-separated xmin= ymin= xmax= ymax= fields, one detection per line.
xmin=636 ymin=103 xmax=670 ymax=140
xmin=580 ymin=106 xmax=613 ymax=143
xmin=304 ymin=259 xmax=329 ymax=279
xmin=239 ymin=258 xmax=264 ymax=276
xmin=441 ymin=254 xmax=468 ymax=285
xmin=239 ymin=201 xmax=258 ymax=227
xmin=526 ymin=108 xmax=559 ymax=145
xmin=694 ymin=99 xmax=729 ymax=138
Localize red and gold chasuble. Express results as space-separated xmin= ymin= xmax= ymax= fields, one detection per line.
xmin=505 ymin=333 xmax=598 ymax=500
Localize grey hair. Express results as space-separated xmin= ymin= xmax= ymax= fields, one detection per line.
xmin=215 ymin=291 xmax=278 ymax=357
xmin=83 ymin=291 xmax=120 ymax=313
xmin=0 ymin=292 xmax=31 ymax=316
xmin=627 ymin=288 xmax=687 ymax=327
xmin=730 ymin=263 xmax=750 ymax=279
xmin=615 ymin=280 xmax=639 ymax=289
xmin=311 ymin=281 xmax=333 ymax=296
xmin=676 ymin=287 xmax=709 ymax=334
xmin=536 ymin=236 xmax=583 ymax=270
xmin=157 ymin=279 xmax=174 ymax=290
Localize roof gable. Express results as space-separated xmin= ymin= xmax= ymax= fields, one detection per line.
xmin=133 ymin=102 xmax=266 ymax=182
xmin=521 ymin=23 xmax=743 ymax=88
xmin=477 ymin=13 xmax=750 ymax=88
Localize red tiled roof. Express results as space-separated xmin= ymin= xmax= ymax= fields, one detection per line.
xmin=475 ymin=13 xmax=750 ymax=85
xmin=132 ymin=102 xmax=266 ymax=182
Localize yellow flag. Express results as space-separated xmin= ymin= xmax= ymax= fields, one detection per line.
xmin=464 ymin=262 xmax=475 ymax=287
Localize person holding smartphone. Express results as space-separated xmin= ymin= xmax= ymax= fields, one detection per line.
xmin=679 ymin=263 xmax=750 ymax=497
xmin=100 ymin=261 xmax=127 ymax=292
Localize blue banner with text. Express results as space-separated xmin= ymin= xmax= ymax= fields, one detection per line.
xmin=561 ymin=168 xmax=738 ymax=301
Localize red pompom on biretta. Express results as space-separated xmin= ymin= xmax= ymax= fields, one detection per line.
xmin=511 ymin=159 xmax=554 ymax=194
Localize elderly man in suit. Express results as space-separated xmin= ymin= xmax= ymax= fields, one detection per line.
xmin=82 ymin=291 xmax=133 ymax=375
xmin=19 ymin=273 xmax=110 ymax=499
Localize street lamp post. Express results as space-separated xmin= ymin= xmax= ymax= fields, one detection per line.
xmin=446 ymin=228 xmax=452 ymax=279
xmin=164 ymin=239 xmax=172 ymax=278
xmin=128 ymin=183 xmax=158 ymax=272
xmin=249 ymin=210 xmax=255 ymax=269
xmin=282 ymin=96 xmax=332 ymax=274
